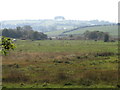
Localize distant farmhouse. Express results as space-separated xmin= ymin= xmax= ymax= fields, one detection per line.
xmin=54 ymin=16 xmax=65 ymax=21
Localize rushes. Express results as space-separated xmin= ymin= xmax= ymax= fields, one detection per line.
xmin=2 ymin=40 xmax=118 ymax=87
xmin=3 ymin=70 xmax=30 ymax=83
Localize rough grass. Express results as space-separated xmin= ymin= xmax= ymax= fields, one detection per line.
xmin=2 ymin=40 xmax=118 ymax=88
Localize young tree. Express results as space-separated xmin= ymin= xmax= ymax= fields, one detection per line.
xmin=2 ymin=28 xmax=10 ymax=37
xmin=22 ymin=25 xmax=33 ymax=31
xmin=104 ymin=34 xmax=109 ymax=42
xmin=0 ymin=36 xmax=16 ymax=56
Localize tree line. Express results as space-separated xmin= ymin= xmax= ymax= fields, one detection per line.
xmin=2 ymin=25 xmax=47 ymax=40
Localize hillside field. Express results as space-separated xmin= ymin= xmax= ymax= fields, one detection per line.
xmin=2 ymin=40 xmax=119 ymax=88
xmin=46 ymin=25 xmax=118 ymax=37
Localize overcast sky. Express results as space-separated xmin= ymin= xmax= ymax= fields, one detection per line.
xmin=0 ymin=0 xmax=119 ymax=22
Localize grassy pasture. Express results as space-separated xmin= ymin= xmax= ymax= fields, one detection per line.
xmin=2 ymin=40 xmax=118 ymax=88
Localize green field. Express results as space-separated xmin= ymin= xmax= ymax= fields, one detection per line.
xmin=2 ymin=40 xmax=119 ymax=88
xmin=46 ymin=25 xmax=118 ymax=37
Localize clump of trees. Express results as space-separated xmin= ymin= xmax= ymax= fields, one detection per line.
xmin=84 ymin=31 xmax=109 ymax=42
xmin=2 ymin=25 xmax=47 ymax=40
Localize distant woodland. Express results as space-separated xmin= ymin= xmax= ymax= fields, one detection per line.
xmin=2 ymin=25 xmax=47 ymax=40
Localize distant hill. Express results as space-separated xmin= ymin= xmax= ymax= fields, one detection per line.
xmin=0 ymin=19 xmax=115 ymax=33
xmin=45 ymin=25 xmax=118 ymax=38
